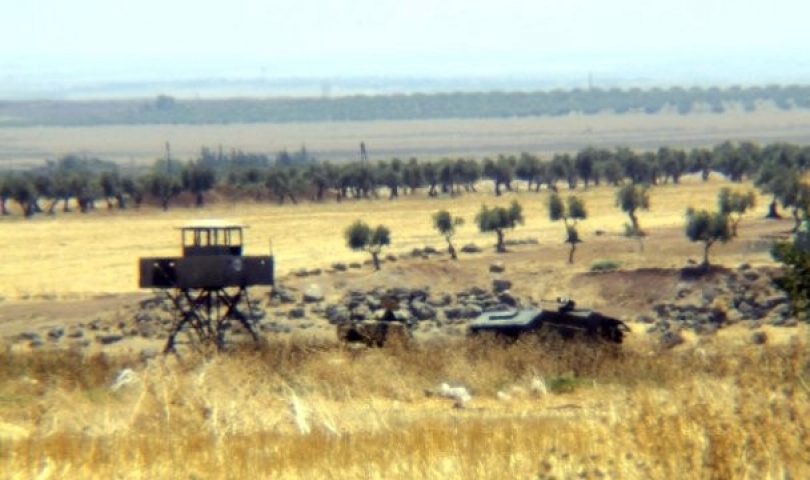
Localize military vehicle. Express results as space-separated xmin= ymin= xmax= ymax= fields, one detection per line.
xmin=468 ymin=297 xmax=629 ymax=344
xmin=337 ymin=296 xmax=414 ymax=348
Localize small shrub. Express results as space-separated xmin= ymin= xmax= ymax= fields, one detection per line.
xmin=590 ymin=260 xmax=621 ymax=273
xmin=546 ymin=375 xmax=593 ymax=394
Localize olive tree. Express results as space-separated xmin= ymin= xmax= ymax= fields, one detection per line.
xmin=182 ymin=160 xmax=217 ymax=207
xmin=145 ymin=170 xmax=182 ymax=211
xmin=685 ymin=208 xmax=732 ymax=267
xmin=771 ymin=238 xmax=810 ymax=319
xmin=475 ymin=200 xmax=524 ymax=253
xmin=7 ymin=173 xmax=38 ymax=218
xmin=345 ymin=220 xmax=391 ymax=270
xmin=777 ymin=178 xmax=810 ymax=232
xmin=718 ymin=188 xmax=756 ymax=236
xmin=616 ymin=183 xmax=650 ymax=236
xmin=432 ymin=210 xmax=464 ymax=259
xmin=549 ymin=194 xmax=587 ymax=264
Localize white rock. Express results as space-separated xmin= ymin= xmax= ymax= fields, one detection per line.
xmin=438 ymin=383 xmax=472 ymax=407
xmin=110 ymin=368 xmax=140 ymax=392
xmin=530 ymin=377 xmax=548 ymax=396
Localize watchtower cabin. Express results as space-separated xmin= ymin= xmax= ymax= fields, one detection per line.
xmin=138 ymin=220 xmax=274 ymax=352
xmin=139 ymin=220 xmax=273 ymax=290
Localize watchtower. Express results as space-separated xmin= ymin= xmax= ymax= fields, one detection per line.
xmin=139 ymin=220 xmax=273 ymax=352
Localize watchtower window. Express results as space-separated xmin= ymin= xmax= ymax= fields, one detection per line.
xmin=182 ymin=227 xmax=243 ymax=248
xmin=179 ymin=222 xmax=246 ymax=259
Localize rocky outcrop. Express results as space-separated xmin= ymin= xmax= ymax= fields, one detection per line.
xmin=321 ymin=282 xmax=531 ymax=327
xmin=643 ymin=265 xmax=795 ymax=337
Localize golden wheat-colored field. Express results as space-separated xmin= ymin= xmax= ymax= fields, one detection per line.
xmin=1 ymin=336 xmax=808 ymax=479
xmin=0 ymin=177 xmax=778 ymax=300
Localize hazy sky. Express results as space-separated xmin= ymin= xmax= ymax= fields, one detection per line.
xmin=2 ymin=0 xmax=809 ymax=78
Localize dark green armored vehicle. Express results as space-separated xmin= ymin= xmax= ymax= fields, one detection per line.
xmin=468 ymin=298 xmax=630 ymax=344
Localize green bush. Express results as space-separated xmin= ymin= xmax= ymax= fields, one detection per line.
xmin=547 ymin=375 xmax=594 ymax=394
xmin=590 ymin=259 xmax=621 ymax=273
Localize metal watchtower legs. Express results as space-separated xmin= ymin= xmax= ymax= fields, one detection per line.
xmin=163 ymin=286 xmax=260 ymax=353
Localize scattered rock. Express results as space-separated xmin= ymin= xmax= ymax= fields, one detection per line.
xmin=426 ymin=293 xmax=452 ymax=308
xmin=47 ymin=327 xmax=65 ymax=342
xmin=693 ymin=323 xmax=718 ymax=336
xmin=97 ymin=335 xmax=124 ymax=346
xmin=492 ymin=279 xmax=512 ymax=293
xmin=140 ymin=348 xmax=158 ymax=361
xmin=261 ymin=323 xmax=292 ymax=334
xmin=325 ymin=304 xmax=351 ymax=324
xmin=67 ymin=329 xmax=85 ymax=339
xmin=751 ymin=331 xmax=768 ymax=345
xmin=411 ymin=302 xmax=437 ymax=321
xmin=496 ymin=391 xmax=512 ymax=402
xmin=460 ymin=243 xmax=482 ymax=254
xmin=18 ymin=331 xmax=41 ymax=342
xmin=660 ymin=331 xmax=685 ymax=349
xmin=302 ymin=284 xmax=325 ymax=303
xmin=271 ymin=286 xmax=298 ymax=304
xmin=489 ymin=262 xmax=506 ymax=273
xmin=425 ymin=383 xmax=472 ymax=408
xmin=497 ymin=291 xmax=519 ymax=307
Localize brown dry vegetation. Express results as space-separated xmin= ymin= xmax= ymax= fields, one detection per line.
xmin=1 ymin=335 xmax=808 ymax=479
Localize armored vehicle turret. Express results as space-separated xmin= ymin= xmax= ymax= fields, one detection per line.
xmin=468 ymin=297 xmax=629 ymax=344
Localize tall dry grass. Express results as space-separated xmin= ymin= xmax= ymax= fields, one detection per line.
xmin=1 ymin=335 xmax=808 ymax=479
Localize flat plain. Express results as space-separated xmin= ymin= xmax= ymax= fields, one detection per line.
xmin=2 ymin=108 xmax=810 ymax=167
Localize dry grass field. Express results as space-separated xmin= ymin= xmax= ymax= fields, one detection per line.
xmin=0 ymin=333 xmax=808 ymax=479
xmin=2 ymin=109 xmax=810 ymax=167
xmin=1 ymin=113 xmax=809 ymax=479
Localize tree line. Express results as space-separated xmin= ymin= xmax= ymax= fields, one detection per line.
xmin=1 ymin=141 xmax=810 ymax=226
xmin=346 ymin=184 xmax=757 ymax=270
xmin=1 ymin=84 xmax=809 ymax=126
